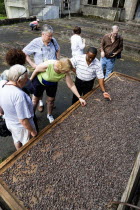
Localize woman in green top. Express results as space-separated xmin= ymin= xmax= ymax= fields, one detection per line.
xmin=30 ymin=58 xmax=86 ymax=123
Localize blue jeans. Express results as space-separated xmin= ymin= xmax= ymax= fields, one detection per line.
xmin=100 ymin=57 xmax=116 ymax=78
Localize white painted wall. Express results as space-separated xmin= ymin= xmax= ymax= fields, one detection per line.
xmin=4 ymin=0 xmax=29 ymax=18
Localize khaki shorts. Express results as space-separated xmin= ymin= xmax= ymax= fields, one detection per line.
xmin=6 ymin=123 xmax=30 ymax=145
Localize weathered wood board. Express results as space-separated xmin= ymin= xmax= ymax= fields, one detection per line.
xmin=0 ymin=72 xmax=140 ymax=210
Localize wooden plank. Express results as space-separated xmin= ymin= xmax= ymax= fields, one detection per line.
xmin=117 ymin=152 xmax=140 ymax=210
xmin=0 ymin=179 xmax=25 ymax=210
xmin=114 ymin=72 xmax=140 ymax=82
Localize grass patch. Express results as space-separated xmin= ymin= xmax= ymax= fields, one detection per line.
xmin=0 ymin=16 xmax=7 ymax=19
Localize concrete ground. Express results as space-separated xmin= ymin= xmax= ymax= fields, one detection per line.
xmin=0 ymin=17 xmax=140 ymax=161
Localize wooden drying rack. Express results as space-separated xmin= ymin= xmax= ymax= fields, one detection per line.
xmin=0 ymin=72 xmax=140 ymax=210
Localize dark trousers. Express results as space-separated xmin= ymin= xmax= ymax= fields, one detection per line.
xmin=72 ymin=77 xmax=95 ymax=104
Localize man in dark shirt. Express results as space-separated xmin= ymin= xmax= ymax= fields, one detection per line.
xmin=100 ymin=25 xmax=123 ymax=78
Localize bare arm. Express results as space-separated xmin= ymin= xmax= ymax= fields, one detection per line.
xmin=30 ymin=61 xmax=51 ymax=81
xmin=0 ymin=106 xmax=4 ymax=116
xmin=56 ymin=48 xmax=60 ymax=60
xmin=98 ymin=78 xmax=111 ymax=100
xmin=98 ymin=78 xmax=105 ymax=92
xmin=26 ymin=54 xmax=37 ymax=69
xmin=65 ymin=73 xmax=86 ymax=106
xmin=19 ymin=118 xmax=37 ymax=137
xmin=72 ymin=68 xmax=76 ymax=73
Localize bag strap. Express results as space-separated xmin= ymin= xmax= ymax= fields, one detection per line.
xmin=51 ymin=38 xmax=57 ymax=52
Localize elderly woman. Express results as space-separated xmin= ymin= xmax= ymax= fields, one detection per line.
xmin=30 ymin=58 xmax=86 ymax=123
xmin=0 ymin=65 xmax=37 ymax=150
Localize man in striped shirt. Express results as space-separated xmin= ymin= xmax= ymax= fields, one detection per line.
xmin=70 ymin=47 xmax=111 ymax=104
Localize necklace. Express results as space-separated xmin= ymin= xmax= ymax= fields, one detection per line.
xmin=2 ymin=81 xmax=18 ymax=88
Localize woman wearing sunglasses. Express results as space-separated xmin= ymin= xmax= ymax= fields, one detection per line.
xmin=0 ymin=65 xmax=37 ymax=150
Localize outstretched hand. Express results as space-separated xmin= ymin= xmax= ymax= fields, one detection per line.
xmin=79 ymin=98 xmax=87 ymax=106
xmin=103 ymin=92 xmax=111 ymax=101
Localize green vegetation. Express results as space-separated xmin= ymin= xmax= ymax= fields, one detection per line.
xmin=0 ymin=0 xmax=6 ymax=16
xmin=0 ymin=16 xmax=6 ymax=19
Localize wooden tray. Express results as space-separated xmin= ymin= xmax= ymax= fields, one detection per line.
xmin=0 ymin=72 xmax=140 ymax=210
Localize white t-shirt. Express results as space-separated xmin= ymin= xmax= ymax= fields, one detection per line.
xmin=70 ymin=34 xmax=85 ymax=57
xmin=0 ymin=81 xmax=34 ymax=128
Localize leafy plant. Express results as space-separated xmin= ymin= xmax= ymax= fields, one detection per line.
xmin=0 ymin=0 xmax=6 ymax=16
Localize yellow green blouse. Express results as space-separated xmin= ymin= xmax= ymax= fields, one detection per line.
xmin=37 ymin=64 xmax=66 ymax=85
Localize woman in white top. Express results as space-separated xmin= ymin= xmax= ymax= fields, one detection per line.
xmin=70 ymin=26 xmax=85 ymax=57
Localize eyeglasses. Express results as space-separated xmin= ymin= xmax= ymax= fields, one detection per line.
xmin=16 ymin=69 xmax=27 ymax=81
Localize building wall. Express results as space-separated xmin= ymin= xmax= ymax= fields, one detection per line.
xmin=98 ymin=0 xmax=113 ymax=7
xmin=81 ymin=0 xmax=113 ymax=7
xmin=135 ymin=1 xmax=140 ymax=20
xmin=82 ymin=5 xmax=123 ymax=21
xmin=4 ymin=0 xmax=140 ymax=21
xmin=27 ymin=0 xmax=45 ymax=16
xmin=5 ymin=0 xmax=81 ymax=19
xmin=4 ymin=0 xmax=29 ymax=18
xmin=124 ymin=0 xmax=138 ymax=20
xmin=81 ymin=0 xmax=139 ymax=21
xmin=61 ymin=0 xmax=81 ymax=14
xmin=27 ymin=0 xmax=81 ymax=17
xmin=81 ymin=0 xmax=124 ymax=21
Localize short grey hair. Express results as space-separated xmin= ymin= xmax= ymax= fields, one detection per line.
xmin=41 ymin=24 xmax=53 ymax=34
xmin=8 ymin=64 xmax=28 ymax=82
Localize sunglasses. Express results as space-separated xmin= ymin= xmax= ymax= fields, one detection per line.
xmin=16 ymin=69 xmax=27 ymax=81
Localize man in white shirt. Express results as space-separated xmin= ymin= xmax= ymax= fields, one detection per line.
xmin=70 ymin=47 xmax=111 ymax=104
xmin=70 ymin=26 xmax=85 ymax=57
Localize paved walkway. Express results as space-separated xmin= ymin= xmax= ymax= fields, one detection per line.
xmin=0 ymin=16 xmax=140 ymax=161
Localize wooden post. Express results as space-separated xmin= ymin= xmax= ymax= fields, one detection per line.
xmin=68 ymin=0 xmax=71 ymax=19
xmin=117 ymin=152 xmax=140 ymax=210
xmin=0 ymin=180 xmax=25 ymax=210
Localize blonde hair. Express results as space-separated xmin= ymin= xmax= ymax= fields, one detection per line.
xmin=57 ymin=58 xmax=73 ymax=73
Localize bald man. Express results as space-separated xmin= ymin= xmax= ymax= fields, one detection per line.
xmin=100 ymin=25 xmax=123 ymax=78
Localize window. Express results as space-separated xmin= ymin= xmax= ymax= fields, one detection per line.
xmin=63 ymin=0 xmax=70 ymax=10
xmin=112 ymin=0 xmax=125 ymax=8
xmin=88 ymin=0 xmax=92 ymax=4
xmin=45 ymin=0 xmax=53 ymax=5
xmin=88 ymin=0 xmax=97 ymax=5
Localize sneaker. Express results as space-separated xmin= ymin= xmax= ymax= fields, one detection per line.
xmin=47 ymin=114 xmax=54 ymax=123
